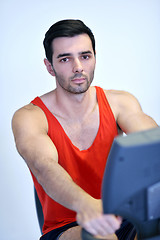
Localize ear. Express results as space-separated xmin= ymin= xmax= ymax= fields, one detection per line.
xmin=44 ymin=58 xmax=55 ymax=76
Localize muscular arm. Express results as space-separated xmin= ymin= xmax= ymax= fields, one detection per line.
xmin=12 ymin=104 xmax=90 ymax=211
xmin=106 ymin=90 xmax=158 ymax=133
xmin=105 ymin=91 xmax=157 ymax=240
xmin=12 ymin=104 xmax=121 ymax=238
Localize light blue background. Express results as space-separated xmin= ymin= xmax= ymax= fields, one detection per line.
xmin=1 ymin=0 xmax=159 ymax=239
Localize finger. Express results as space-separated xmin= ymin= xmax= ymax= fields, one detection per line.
xmin=83 ymin=221 xmax=99 ymax=236
xmin=85 ymin=215 xmax=116 ymax=236
xmin=116 ymin=216 xmax=123 ymax=223
xmin=95 ymin=217 xmax=117 ymax=235
xmin=104 ymin=215 xmax=122 ymax=231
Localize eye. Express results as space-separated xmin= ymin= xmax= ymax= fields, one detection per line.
xmin=60 ymin=57 xmax=70 ymax=63
xmin=81 ymin=55 xmax=90 ymax=60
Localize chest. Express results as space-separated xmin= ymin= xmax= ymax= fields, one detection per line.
xmin=55 ymin=107 xmax=100 ymax=151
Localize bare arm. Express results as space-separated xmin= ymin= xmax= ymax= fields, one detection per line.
xmin=12 ymin=104 xmax=121 ymax=238
xmin=105 ymin=90 xmax=158 ymax=240
xmin=12 ymin=104 xmax=90 ymax=210
xmin=106 ymin=90 xmax=158 ymax=133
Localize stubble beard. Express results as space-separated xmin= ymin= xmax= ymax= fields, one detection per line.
xmin=54 ymin=69 xmax=95 ymax=94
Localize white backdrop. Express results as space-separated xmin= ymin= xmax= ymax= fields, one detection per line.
xmin=1 ymin=0 xmax=160 ymax=239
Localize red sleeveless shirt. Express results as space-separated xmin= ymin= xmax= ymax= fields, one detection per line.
xmin=31 ymin=86 xmax=118 ymax=235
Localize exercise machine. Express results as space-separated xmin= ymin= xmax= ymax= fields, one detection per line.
xmin=82 ymin=127 xmax=160 ymax=240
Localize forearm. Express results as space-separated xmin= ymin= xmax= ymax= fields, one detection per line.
xmin=23 ymin=150 xmax=122 ymax=238
xmin=33 ymin=158 xmax=91 ymax=212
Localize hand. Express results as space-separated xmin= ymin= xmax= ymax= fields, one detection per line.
xmin=76 ymin=198 xmax=122 ymax=238
xmin=82 ymin=228 xmax=118 ymax=240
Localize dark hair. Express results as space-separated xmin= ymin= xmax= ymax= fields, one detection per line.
xmin=43 ymin=19 xmax=96 ymax=64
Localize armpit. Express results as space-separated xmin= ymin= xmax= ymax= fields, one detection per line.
xmin=117 ymin=123 xmax=123 ymax=135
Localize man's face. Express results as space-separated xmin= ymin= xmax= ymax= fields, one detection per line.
xmin=51 ymin=34 xmax=96 ymax=94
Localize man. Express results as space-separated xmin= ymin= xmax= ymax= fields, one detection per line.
xmin=12 ymin=19 xmax=157 ymax=240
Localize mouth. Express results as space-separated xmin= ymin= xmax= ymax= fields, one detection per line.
xmin=71 ymin=77 xmax=86 ymax=84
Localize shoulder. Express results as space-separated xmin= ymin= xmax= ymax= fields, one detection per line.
xmin=102 ymin=89 xmax=142 ymax=120
xmin=103 ymin=89 xmax=139 ymax=104
xmin=102 ymin=89 xmax=158 ymax=133
xmin=12 ymin=103 xmax=46 ymax=124
xmin=12 ymin=103 xmax=48 ymax=137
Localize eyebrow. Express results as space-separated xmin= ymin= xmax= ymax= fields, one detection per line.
xmin=56 ymin=51 xmax=93 ymax=59
xmin=81 ymin=51 xmax=93 ymax=55
xmin=57 ymin=53 xmax=71 ymax=59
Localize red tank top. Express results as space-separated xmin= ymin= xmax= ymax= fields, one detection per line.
xmin=31 ymin=86 xmax=118 ymax=235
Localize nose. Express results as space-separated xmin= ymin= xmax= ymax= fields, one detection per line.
xmin=72 ymin=59 xmax=83 ymax=73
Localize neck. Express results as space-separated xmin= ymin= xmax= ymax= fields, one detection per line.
xmin=54 ymin=86 xmax=96 ymax=120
